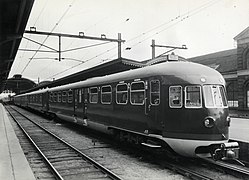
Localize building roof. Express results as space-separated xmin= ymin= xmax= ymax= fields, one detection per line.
xmin=0 ymin=0 xmax=34 ymax=92
xmin=234 ymin=26 xmax=249 ymax=41
xmin=23 ymin=57 xmax=144 ymax=93
xmin=188 ymin=49 xmax=237 ymax=73
xmin=5 ymin=74 xmax=36 ymax=94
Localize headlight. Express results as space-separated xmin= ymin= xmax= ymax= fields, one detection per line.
xmin=204 ymin=117 xmax=215 ymax=128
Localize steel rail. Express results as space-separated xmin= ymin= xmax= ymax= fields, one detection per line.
xmin=203 ymin=157 xmax=249 ymax=178
xmin=5 ymin=107 xmax=64 ymax=180
xmin=6 ymin=105 xmax=123 ymax=180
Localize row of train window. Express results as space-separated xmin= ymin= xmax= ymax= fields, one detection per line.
xmin=47 ymin=80 xmax=160 ymax=106
xmin=27 ymin=83 xmax=228 ymax=108
xmin=169 ymin=85 xmax=228 ymax=108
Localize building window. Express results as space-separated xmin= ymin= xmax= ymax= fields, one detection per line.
xmin=101 ymin=85 xmax=112 ymax=104
xmin=185 ymin=86 xmax=202 ymax=108
xmin=150 ymin=80 xmax=160 ymax=105
xmin=169 ymin=86 xmax=182 ymax=108
xmin=227 ymin=81 xmax=238 ymax=108
xmin=89 ymin=87 xmax=98 ymax=103
xmin=130 ymin=81 xmax=145 ymax=105
xmin=116 ymin=83 xmax=128 ymax=104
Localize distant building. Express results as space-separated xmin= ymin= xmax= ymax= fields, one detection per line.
xmin=188 ymin=26 xmax=249 ymax=111
xmin=4 ymin=74 xmax=36 ymax=94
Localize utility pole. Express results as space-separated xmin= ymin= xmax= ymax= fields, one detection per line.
xmin=151 ymin=39 xmax=187 ymax=59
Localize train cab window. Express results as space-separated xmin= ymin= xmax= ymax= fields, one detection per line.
xmin=203 ymin=85 xmax=228 ymax=108
xmin=62 ymin=91 xmax=67 ymax=103
xmin=89 ymin=87 xmax=98 ymax=103
xmin=185 ymin=86 xmax=202 ymax=108
xmin=58 ymin=92 xmax=61 ymax=102
xmin=150 ymin=80 xmax=160 ymax=105
xmin=101 ymin=85 xmax=112 ymax=104
xmin=68 ymin=90 xmax=73 ymax=103
xmin=130 ymin=81 xmax=145 ymax=105
xmin=116 ymin=83 xmax=128 ymax=104
xmin=169 ymin=86 xmax=182 ymax=108
xmin=53 ymin=92 xmax=57 ymax=102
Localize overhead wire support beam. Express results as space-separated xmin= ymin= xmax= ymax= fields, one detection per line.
xmin=151 ymin=39 xmax=187 ymax=59
xmin=24 ymin=30 xmax=125 ymax=43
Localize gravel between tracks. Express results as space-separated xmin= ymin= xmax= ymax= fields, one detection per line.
xmin=10 ymin=108 xmax=188 ymax=180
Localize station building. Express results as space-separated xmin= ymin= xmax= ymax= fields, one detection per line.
xmin=188 ymin=26 xmax=249 ymax=113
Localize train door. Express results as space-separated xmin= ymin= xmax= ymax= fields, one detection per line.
xmin=82 ymin=88 xmax=88 ymax=119
xmin=74 ymin=89 xmax=78 ymax=115
xmin=146 ymin=80 xmax=163 ymax=130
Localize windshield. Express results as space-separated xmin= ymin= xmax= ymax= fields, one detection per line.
xmin=203 ymin=85 xmax=228 ymax=108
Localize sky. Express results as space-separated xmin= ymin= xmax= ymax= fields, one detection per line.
xmin=9 ymin=0 xmax=249 ymax=83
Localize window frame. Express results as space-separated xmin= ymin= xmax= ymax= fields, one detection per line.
xmin=203 ymin=85 xmax=228 ymax=108
xmin=89 ymin=87 xmax=98 ymax=104
xmin=62 ymin=91 xmax=67 ymax=103
xmin=68 ymin=90 xmax=73 ymax=103
xmin=101 ymin=85 xmax=112 ymax=104
xmin=184 ymin=85 xmax=202 ymax=109
xmin=57 ymin=91 xmax=61 ymax=102
xmin=169 ymin=85 xmax=183 ymax=108
xmin=130 ymin=81 xmax=145 ymax=106
xmin=116 ymin=83 xmax=128 ymax=105
xmin=53 ymin=92 xmax=57 ymax=102
xmin=150 ymin=80 xmax=160 ymax=106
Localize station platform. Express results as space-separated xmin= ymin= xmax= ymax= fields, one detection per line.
xmin=230 ymin=117 xmax=249 ymax=143
xmin=0 ymin=104 xmax=35 ymax=180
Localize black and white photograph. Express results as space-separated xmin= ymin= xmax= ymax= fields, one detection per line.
xmin=1 ymin=0 xmax=249 ymax=179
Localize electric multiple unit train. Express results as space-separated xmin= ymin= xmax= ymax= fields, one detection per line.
xmin=14 ymin=61 xmax=239 ymax=159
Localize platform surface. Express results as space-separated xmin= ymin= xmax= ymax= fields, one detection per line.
xmin=230 ymin=117 xmax=249 ymax=143
xmin=0 ymin=104 xmax=35 ymax=180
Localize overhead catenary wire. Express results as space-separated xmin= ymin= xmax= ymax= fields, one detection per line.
xmin=44 ymin=0 xmax=220 ymax=80
xmin=20 ymin=0 xmax=76 ymax=75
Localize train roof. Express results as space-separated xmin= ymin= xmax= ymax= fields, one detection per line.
xmin=15 ymin=61 xmax=224 ymax=96
xmin=48 ymin=61 xmax=224 ymax=92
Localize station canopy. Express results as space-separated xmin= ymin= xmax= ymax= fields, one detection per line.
xmin=0 ymin=0 xmax=34 ymax=93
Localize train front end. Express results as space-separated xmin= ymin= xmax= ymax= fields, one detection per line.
xmin=160 ymin=62 xmax=239 ymax=159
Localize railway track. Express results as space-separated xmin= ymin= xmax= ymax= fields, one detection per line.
xmin=5 ymin=105 xmax=249 ymax=180
xmin=5 ymin=105 xmax=122 ymax=180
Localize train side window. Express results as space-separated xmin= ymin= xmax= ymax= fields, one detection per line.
xmin=101 ymin=85 xmax=112 ymax=104
xmin=49 ymin=93 xmax=53 ymax=102
xmin=68 ymin=90 xmax=73 ymax=103
xmin=150 ymin=80 xmax=160 ymax=105
xmin=169 ymin=86 xmax=182 ymax=108
xmin=53 ymin=92 xmax=57 ymax=102
xmin=89 ymin=87 xmax=98 ymax=103
xmin=58 ymin=92 xmax=61 ymax=102
xmin=130 ymin=81 xmax=145 ymax=105
xmin=79 ymin=89 xmax=82 ymax=103
xmin=185 ymin=86 xmax=202 ymax=108
xmin=62 ymin=91 xmax=67 ymax=103
xmin=116 ymin=83 xmax=128 ymax=104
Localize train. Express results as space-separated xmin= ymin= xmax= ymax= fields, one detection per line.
xmin=13 ymin=61 xmax=239 ymax=159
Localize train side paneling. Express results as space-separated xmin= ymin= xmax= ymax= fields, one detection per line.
xmin=48 ymin=90 xmax=76 ymax=122
xmin=28 ymin=94 xmax=43 ymax=111
xmin=46 ymin=76 xmax=164 ymax=136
